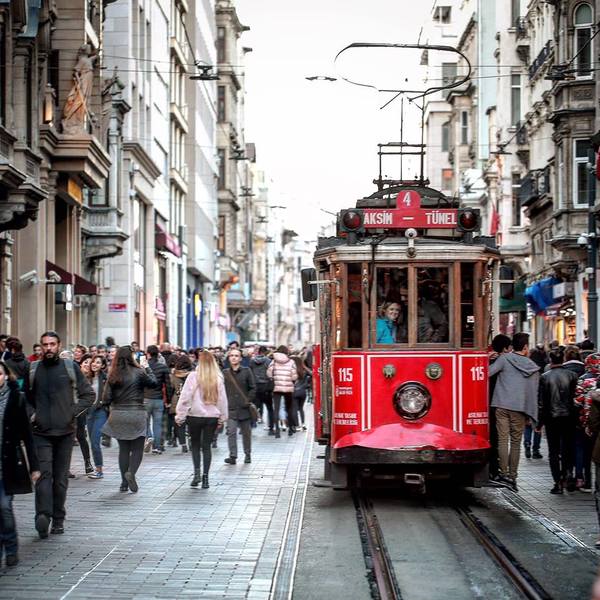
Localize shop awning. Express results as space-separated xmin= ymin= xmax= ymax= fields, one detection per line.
xmin=74 ymin=274 xmax=98 ymax=295
xmin=525 ymin=276 xmax=561 ymax=314
xmin=45 ymin=260 xmax=72 ymax=285
xmin=499 ymin=280 xmax=526 ymax=313
xmin=155 ymin=223 xmax=182 ymax=258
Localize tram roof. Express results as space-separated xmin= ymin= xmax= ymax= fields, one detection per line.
xmin=314 ymin=236 xmax=500 ymax=262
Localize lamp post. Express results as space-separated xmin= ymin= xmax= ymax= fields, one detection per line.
xmin=587 ymin=148 xmax=598 ymax=346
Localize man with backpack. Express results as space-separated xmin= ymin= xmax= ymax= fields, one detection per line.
xmin=250 ymin=346 xmax=274 ymax=434
xmin=25 ymin=331 xmax=94 ymax=538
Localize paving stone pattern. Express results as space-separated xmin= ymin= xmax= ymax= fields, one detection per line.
xmin=513 ymin=436 xmax=599 ymax=550
xmin=0 ymin=426 xmax=312 ymax=600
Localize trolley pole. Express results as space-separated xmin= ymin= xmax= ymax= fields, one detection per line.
xmin=587 ymin=148 xmax=598 ymax=347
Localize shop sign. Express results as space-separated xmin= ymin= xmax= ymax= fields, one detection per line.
xmin=108 ymin=303 xmax=127 ymax=312
xmin=553 ymin=282 xmax=574 ymax=300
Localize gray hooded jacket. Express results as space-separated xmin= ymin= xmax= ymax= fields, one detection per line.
xmin=489 ymin=352 xmax=540 ymax=421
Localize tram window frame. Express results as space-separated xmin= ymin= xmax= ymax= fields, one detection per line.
xmin=370 ymin=264 xmax=455 ymax=348
xmin=346 ymin=262 xmax=364 ymax=349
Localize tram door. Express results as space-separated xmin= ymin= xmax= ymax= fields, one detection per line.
xmin=317 ymin=264 xmax=334 ymax=440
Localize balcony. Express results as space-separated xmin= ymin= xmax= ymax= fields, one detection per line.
xmin=170 ymin=36 xmax=190 ymax=71
xmin=218 ymin=254 xmax=238 ymax=284
xmin=528 ymin=41 xmax=552 ymax=80
xmin=81 ymin=206 xmax=128 ymax=260
xmin=519 ymin=167 xmax=550 ymax=208
xmin=170 ymin=102 xmax=189 ymax=133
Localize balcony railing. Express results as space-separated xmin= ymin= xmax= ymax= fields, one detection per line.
xmin=519 ymin=168 xmax=549 ymax=207
xmin=528 ymin=40 xmax=552 ymax=80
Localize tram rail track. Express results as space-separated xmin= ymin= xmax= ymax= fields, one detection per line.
xmin=353 ymin=488 xmax=553 ymax=600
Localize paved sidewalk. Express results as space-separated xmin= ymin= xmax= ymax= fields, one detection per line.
xmin=512 ymin=437 xmax=598 ymax=550
xmin=0 ymin=424 xmax=312 ymax=600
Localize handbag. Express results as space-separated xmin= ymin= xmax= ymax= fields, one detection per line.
xmin=226 ymin=370 xmax=259 ymax=422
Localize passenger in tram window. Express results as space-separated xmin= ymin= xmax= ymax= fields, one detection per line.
xmin=417 ymin=282 xmax=449 ymax=343
xmin=376 ymin=302 xmax=407 ymax=344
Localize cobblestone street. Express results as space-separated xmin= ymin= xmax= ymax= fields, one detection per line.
xmin=1 ymin=425 xmax=312 ymax=600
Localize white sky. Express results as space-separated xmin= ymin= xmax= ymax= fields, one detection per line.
xmin=236 ymin=1 xmax=433 ymax=239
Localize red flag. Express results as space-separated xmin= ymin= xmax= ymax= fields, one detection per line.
xmin=490 ymin=205 xmax=500 ymax=236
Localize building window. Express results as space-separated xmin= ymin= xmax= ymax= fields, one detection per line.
xmin=557 ymin=143 xmax=564 ymax=208
xmin=217 ymin=27 xmax=226 ymax=63
xmin=574 ymin=139 xmax=591 ymax=208
xmin=441 ymin=122 xmax=450 ymax=152
xmin=217 ymin=86 xmax=226 ymax=122
xmin=511 ymin=0 xmax=520 ymax=27
xmin=510 ymin=74 xmax=521 ymax=125
xmin=217 ymin=148 xmax=226 ymax=189
xmin=460 ymin=111 xmax=469 ymax=145
xmin=511 ymin=173 xmax=521 ymax=226
xmin=574 ymin=3 xmax=593 ymax=77
xmin=217 ymin=214 xmax=226 ymax=253
xmin=433 ymin=6 xmax=451 ymax=23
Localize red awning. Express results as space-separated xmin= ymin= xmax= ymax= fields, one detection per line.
xmin=155 ymin=222 xmax=182 ymax=257
xmin=45 ymin=260 xmax=72 ymax=285
xmin=74 ymin=274 xmax=98 ymax=295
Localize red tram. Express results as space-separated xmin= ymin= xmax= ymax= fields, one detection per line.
xmin=302 ymin=185 xmax=504 ymax=490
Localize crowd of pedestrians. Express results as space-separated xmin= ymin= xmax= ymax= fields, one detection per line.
xmin=489 ymin=331 xmax=600 ymax=546
xmin=0 ymin=332 xmax=312 ymax=568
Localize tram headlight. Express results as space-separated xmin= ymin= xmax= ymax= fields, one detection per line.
xmin=393 ymin=382 xmax=431 ymax=420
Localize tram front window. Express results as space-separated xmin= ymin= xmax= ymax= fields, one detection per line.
xmin=417 ymin=267 xmax=449 ymax=343
xmin=376 ymin=268 xmax=408 ymax=343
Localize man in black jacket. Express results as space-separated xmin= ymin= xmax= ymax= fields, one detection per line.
xmin=25 ymin=331 xmax=94 ymax=538
xmin=538 ymin=349 xmax=579 ymax=494
xmin=144 ymin=345 xmax=173 ymax=454
xmin=223 ymin=348 xmax=256 ymax=465
xmin=250 ymin=346 xmax=273 ymax=433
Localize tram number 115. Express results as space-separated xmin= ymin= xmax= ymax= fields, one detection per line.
xmin=338 ymin=368 xmax=353 ymax=382
xmin=470 ymin=366 xmax=485 ymax=381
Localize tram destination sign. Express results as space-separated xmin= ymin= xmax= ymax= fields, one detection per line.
xmin=362 ymin=208 xmax=458 ymax=229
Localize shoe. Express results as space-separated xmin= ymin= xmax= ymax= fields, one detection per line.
xmin=84 ymin=460 xmax=94 ymax=474
xmin=224 ymin=457 xmax=237 ymax=465
xmin=35 ymin=514 xmax=50 ymax=539
xmin=201 ymin=474 xmax=209 ymax=489
xmin=144 ymin=438 xmax=153 ymax=453
xmin=190 ymin=470 xmax=201 ymax=487
xmin=580 ymin=486 xmax=593 ymax=493
xmin=550 ymin=483 xmax=563 ymax=494
xmin=88 ymin=471 xmax=103 ymax=479
xmin=50 ymin=521 xmax=64 ymax=535
xmin=181 ymin=444 xmax=188 ymax=453
xmin=532 ymin=451 xmax=543 ymax=459
xmin=119 ymin=483 xmax=128 ymax=492
xmin=275 ymin=431 xmax=281 ymax=439
xmin=124 ymin=471 xmax=138 ymax=493
xmin=211 ymin=441 xmax=218 ymax=449
xmin=151 ymin=448 xmax=162 ymax=455
xmin=595 ymin=539 xmax=600 ymax=548
xmin=68 ymin=472 xmax=76 ymax=479
xmin=524 ymin=446 xmax=531 ymax=459
xmin=244 ymin=454 xmax=251 ymax=464
xmin=302 ymin=425 xmax=307 ymax=431
xmin=496 ymin=475 xmax=518 ymax=492
xmin=566 ymin=477 xmax=577 ymax=492
xmin=268 ymin=429 xmax=275 ymax=436
xmin=288 ymin=428 xmax=294 ymax=437
xmin=5 ymin=554 xmax=18 ymax=567
xmin=576 ymin=478 xmax=585 ymax=490
xmin=101 ymin=436 xmax=111 ymax=448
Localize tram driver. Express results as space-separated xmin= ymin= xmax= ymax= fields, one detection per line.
xmin=376 ymin=302 xmax=407 ymax=344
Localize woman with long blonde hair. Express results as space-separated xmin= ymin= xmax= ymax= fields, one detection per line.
xmin=175 ymin=351 xmax=228 ymax=488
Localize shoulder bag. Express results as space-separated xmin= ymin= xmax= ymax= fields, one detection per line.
xmin=226 ymin=370 xmax=259 ymax=422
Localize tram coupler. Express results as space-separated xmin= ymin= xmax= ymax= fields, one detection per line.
xmin=404 ymin=473 xmax=426 ymax=494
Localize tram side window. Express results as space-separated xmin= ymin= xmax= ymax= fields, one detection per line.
xmin=376 ymin=268 xmax=408 ymax=344
xmin=347 ymin=263 xmax=362 ymax=348
xmin=461 ymin=263 xmax=475 ymax=347
xmin=417 ymin=267 xmax=449 ymax=343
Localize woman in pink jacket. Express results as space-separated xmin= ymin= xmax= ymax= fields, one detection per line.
xmin=176 ymin=351 xmax=228 ymax=488
xmin=267 ymin=345 xmax=298 ymax=438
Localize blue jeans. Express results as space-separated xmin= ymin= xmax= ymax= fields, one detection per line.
xmin=146 ymin=399 xmax=164 ymax=449
xmin=523 ymin=422 xmax=541 ymax=451
xmin=0 ymin=480 xmax=18 ymax=558
xmin=87 ymin=409 xmax=108 ymax=468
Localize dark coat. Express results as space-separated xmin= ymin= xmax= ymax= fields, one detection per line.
xmin=1 ymin=382 xmax=40 ymax=494
xmin=223 ymin=366 xmax=256 ymax=421
xmin=102 ymin=367 xmax=157 ymax=407
xmin=144 ymin=357 xmax=173 ymax=401
xmin=537 ymin=366 xmax=578 ymax=427
xmin=4 ymin=353 xmax=30 ymax=384
xmin=563 ymin=360 xmax=586 ymax=378
xmin=25 ymin=358 xmax=95 ymax=436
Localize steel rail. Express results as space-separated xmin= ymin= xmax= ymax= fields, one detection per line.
xmin=455 ymin=505 xmax=553 ymax=600
xmin=353 ymin=491 xmax=402 ymax=600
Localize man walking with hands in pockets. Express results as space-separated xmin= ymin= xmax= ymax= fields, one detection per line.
xmin=223 ymin=348 xmax=256 ymax=465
